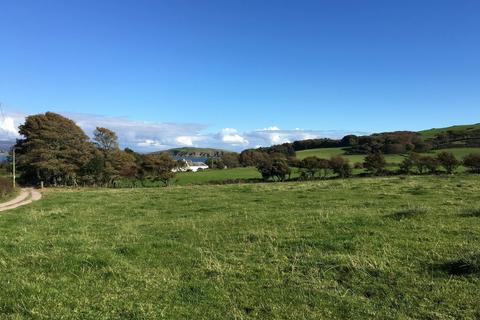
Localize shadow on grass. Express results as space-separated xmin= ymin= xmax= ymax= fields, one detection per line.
xmin=389 ymin=206 xmax=427 ymax=220
xmin=432 ymin=253 xmax=480 ymax=276
xmin=407 ymin=186 xmax=429 ymax=196
xmin=459 ymin=208 xmax=480 ymax=218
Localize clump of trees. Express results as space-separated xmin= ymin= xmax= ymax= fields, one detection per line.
xmin=429 ymin=128 xmax=480 ymax=149
xmin=14 ymin=112 xmax=178 ymax=187
xmin=256 ymin=157 xmax=291 ymax=181
xmin=436 ymin=151 xmax=460 ymax=174
xmin=328 ymin=156 xmax=352 ymax=178
xmin=206 ymin=152 xmax=241 ymax=169
xmin=463 ymin=153 xmax=480 ymax=173
xmin=363 ymin=152 xmax=387 ymax=176
xmin=256 ymin=131 xmax=433 ymax=157
xmin=249 ymin=126 xmax=480 ymax=163
xmin=298 ymin=157 xmax=330 ymax=179
xmin=400 ymin=153 xmax=439 ymax=174
xmin=399 ymin=151 xmax=465 ymax=175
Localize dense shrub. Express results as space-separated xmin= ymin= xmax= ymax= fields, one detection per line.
xmin=363 ymin=152 xmax=387 ymax=175
xmin=416 ymin=155 xmax=439 ymax=174
xmin=399 ymin=155 xmax=413 ymax=174
xmin=329 ymin=156 xmax=352 ymax=178
xmin=436 ymin=151 xmax=460 ymax=174
xmin=299 ymin=156 xmax=330 ymax=179
xmin=463 ymin=153 xmax=480 ymax=173
xmin=256 ymin=157 xmax=291 ymax=181
xmin=239 ymin=150 xmax=270 ymax=167
xmin=0 ymin=177 xmax=14 ymax=197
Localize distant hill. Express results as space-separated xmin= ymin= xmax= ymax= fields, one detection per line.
xmin=256 ymin=122 xmax=480 ymax=156
xmin=419 ymin=123 xmax=480 ymax=140
xmin=0 ymin=140 xmax=15 ymax=155
xmin=152 ymin=147 xmax=236 ymax=158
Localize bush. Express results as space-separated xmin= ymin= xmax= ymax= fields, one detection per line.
xmin=363 ymin=152 xmax=386 ymax=175
xmin=400 ymin=156 xmax=414 ymax=174
xmin=299 ymin=156 xmax=330 ymax=179
xmin=256 ymin=157 xmax=291 ymax=181
xmin=436 ymin=151 xmax=460 ymax=174
xmin=329 ymin=156 xmax=352 ymax=178
xmin=353 ymin=162 xmax=363 ymax=169
xmin=463 ymin=153 xmax=480 ymax=173
xmin=409 ymin=154 xmax=438 ymax=174
xmin=0 ymin=177 xmax=14 ymax=197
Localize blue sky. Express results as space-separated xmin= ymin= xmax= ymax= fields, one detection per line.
xmin=0 ymin=0 xmax=479 ymax=150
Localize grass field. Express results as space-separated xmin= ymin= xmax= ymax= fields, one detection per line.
xmin=168 ymin=147 xmax=480 ymax=186
xmin=1 ymin=175 xmax=480 ymax=319
xmin=419 ymin=123 xmax=480 ymax=140
xmin=296 ymin=147 xmax=480 ymax=164
xmin=175 ymin=167 xmax=261 ymax=185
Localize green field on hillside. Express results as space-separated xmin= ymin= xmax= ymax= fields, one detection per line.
xmin=296 ymin=147 xmax=480 ymax=164
xmin=1 ymin=175 xmax=480 ymax=319
xmin=419 ymin=123 xmax=480 ymax=140
xmin=168 ymin=147 xmax=480 ymax=186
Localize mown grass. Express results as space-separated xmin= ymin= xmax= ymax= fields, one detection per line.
xmin=1 ymin=175 xmax=480 ymax=319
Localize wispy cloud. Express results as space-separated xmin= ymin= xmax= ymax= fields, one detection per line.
xmin=243 ymin=127 xmax=368 ymax=148
xmin=0 ymin=110 xmax=368 ymax=152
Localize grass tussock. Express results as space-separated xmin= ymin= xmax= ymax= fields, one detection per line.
xmin=436 ymin=253 xmax=480 ymax=276
xmin=390 ymin=204 xmax=428 ymax=220
xmin=461 ymin=208 xmax=480 ymax=218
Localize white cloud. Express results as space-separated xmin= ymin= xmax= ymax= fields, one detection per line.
xmin=0 ymin=112 xmax=25 ymax=140
xmin=0 ymin=109 xmax=369 ymax=151
xmin=244 ymin=127 xmax=368 ymax=148
xmin=0 ymin=117 xmax=19 ymax=138
xmin=137 ymin=139 xmax=167 ymax=148
xmin=175 ymin=135 xmax=207 ymax=147
xmin=217 ymin=128 xmax=249 ymax=146
xmin=264 ymin=126 xmax=280 ymax=131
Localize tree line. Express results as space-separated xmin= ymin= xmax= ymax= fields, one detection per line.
xmin=207 ymin=145 xmax=480 ymax=182
xmin=255 ymin=150 xmax=480 ymax=182
xmin=9 ymin=112 xmax=480 ymax=187
xmin=13 ymin=112 xmax=178 ymax=187
xmin=241 ymin=128 xmax=480 ymax=158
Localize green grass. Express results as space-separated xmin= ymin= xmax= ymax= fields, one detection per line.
xmin=296 ymin=146 xmax=480 ymax=165
xmin=296 ymin=147 xmax=404 ymax=164
xmin=146 ymin=147 xmax=480 ymax=186
xmin=1 ymin=175 xmax=480 ymax=319
xmin=175 ymin=167 xmax=261 ymax=185
xmin=419 ymin=123 xmax=480 ymax=140
xmin=0 ymin=187 xmax=19 ymax=203
xmin=429 ymin=147 xmax=480 ymax=158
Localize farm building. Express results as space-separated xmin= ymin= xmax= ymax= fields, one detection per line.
xmin=173 ymin=159 xmax=209 ymax=172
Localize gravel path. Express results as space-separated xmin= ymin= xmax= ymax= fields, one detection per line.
xmin=0 ymin=188 xmax=42 ymax=212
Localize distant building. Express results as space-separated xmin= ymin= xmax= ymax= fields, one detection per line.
xmin=173 ymin=159 xmax=209 ymax=172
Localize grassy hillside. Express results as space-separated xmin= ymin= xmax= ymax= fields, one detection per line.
xmin=141 ymin=147 xmax=480 ymax=186
xmin=1 ymin=176 xmax=479 ymax=318
xmin=419 ymin=123 xmax=480 ymax=140
xmin=296 ymin=146 xmax=480 ymax=164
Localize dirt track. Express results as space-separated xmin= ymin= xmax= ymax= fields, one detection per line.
xmin=0 ymin=188 xmax=42 ymax=212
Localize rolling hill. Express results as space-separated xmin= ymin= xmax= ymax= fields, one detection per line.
xmin=419 ymin=123 xmax=480 ymax=140
xmin=152 ymin=147 xmax=235 ymax=158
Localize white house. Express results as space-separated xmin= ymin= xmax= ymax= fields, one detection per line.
xmin=173 ymin=159 xmax=209 ymax=172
